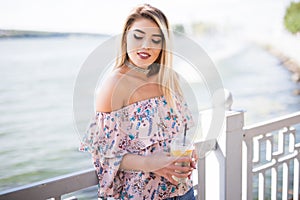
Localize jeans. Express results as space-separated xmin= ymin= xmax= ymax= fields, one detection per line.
xmin=163 ymin=188 xmax=196 ymax=200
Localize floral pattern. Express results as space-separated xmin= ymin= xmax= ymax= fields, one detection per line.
xmin=80 ymin=95 xmax=194 ymax=200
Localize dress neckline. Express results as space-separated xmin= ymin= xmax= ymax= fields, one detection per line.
xmin=96 ymin=95 xmax=165 ymax=114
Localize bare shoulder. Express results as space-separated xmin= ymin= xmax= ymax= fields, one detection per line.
xmin=95 ymin=69 xmax=128 ymax=112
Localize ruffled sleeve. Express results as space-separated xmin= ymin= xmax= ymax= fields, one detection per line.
xmin=79 ymin=111 xmax=127 ymax=197
xmin=174 ymin=94 xmax=195 ymax=129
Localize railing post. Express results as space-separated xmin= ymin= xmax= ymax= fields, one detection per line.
xmin=197 ymin=89 xmax=235 ymax=200
xmin=224 ymin=111 xmax=244 ymax=200
xmin=197 ymin=148 xmax=206 ymax=200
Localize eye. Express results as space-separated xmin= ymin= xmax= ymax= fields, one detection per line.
xmin=152 ymin=39 xmax=161 ymax=44
xmin=133 ymin=34 xmax=143 ymax=40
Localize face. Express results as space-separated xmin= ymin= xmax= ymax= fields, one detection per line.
xmin=126 ymin=18 xmax=163 ymax=68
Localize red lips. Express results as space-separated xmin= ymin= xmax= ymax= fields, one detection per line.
xmin=137 ymin=51 xmax=151 ymax=59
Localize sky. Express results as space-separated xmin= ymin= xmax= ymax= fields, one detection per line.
xmin=0 ymin=0 xmax=294 ymax=35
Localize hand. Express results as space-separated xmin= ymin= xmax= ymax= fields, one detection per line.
xmin=144 ymin=151 xmax=194 ymax=185
xmin=190 ymin=149 xmax=199 ymax=169
xmin=188 ymin=149 xmax=199 ymax=179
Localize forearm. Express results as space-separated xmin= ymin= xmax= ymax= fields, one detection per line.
xmin=119 ymin=154 xmax=149 ymax=172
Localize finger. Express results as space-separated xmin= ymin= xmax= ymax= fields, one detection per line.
xmin=194 ymin=154 xmax=199 ymax=161
xmin=168 ymin=175 xmax=179 ymax=185
xmin=190 ymin=158 xmax=197 ymax=169
xmin=190 ymin=162 xmax=197 ymax=169
xmin=173 ymin=156 xmax=192 ymax=163
xmin=169 ymin=165 xmax=193 ymax=173
xmin=172 ymin=171 xmax=192 ymax=178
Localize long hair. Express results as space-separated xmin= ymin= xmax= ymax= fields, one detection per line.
xmin=114 ymin=4 xmax=182 ymax=107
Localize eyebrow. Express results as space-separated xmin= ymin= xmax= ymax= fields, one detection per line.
xmin=133 ymin=29 xmax=162 ymax=37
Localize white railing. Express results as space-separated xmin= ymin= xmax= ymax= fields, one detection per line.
xmin=1 ymin=110 xmax=300 ymax=200
xmin=243 ymin=111 xmax=300 ymax=200
xmin=0 ymin=168 xmax=98 ymax=200
xmin=194 ymin=110 xmax=300 ymax=200
xmin=207 ymin=111 xmax=300 ymax=200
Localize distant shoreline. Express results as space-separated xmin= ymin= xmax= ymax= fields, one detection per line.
xmin=260 ymin=43 xmax=300 ymax=95
xmin=263 ymin=44 xmax=300 ymax=82
xmin=0 ymin=29 xmax=109 ymax=39
xmin=251 ymin=32 xmax=300 ymax=86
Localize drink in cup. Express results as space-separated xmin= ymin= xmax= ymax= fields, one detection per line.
xmin=170 ymin=137 xmax=194 ymax=183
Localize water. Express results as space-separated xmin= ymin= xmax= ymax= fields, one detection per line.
xmin=0 ymin=34 xmax=299 ymax=198
xmin=217 ymin=42 xmax=300 ymax=125
xmin=0 ymin=36 xmax=101 ymax=190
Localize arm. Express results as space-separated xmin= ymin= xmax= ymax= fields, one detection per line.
xmin=120 ymin=152 xmax=194 ymax=185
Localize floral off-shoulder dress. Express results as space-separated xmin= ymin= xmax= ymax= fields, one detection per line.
xmin=80 ymin=95 xmax=194 ymax=200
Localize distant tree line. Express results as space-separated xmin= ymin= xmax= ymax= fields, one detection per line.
xmin=284 ymin=2 xmax=300 ymax=34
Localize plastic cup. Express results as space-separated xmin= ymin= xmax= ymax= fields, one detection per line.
xmin=170 ymin=137 xmax=194 ymax=183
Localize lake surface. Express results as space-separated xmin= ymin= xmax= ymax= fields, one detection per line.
xmin=0 ymin=34 xmax=299 ymax=199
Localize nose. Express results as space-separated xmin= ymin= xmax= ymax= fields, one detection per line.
xmin=141 ymin=38 xmax=151 ymax=49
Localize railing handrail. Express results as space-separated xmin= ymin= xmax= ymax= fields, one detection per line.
xmin=243 ymin=111 xmax=300 ymax=137
xmin=0 ymin=168 xmax=98 ymax=200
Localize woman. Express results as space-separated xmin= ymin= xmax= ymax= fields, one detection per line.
xmin=80 ymin=4 xmax=197 ymax=200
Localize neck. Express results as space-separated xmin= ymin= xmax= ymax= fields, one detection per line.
xmin=125 ymin=60 xmax=150 ymax=75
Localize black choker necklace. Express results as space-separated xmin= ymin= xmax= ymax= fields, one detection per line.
xmin=125 ymin=60 xmax=150 ymax=75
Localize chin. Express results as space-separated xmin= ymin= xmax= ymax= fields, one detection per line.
xmin=135 ymin=60 xmax=153 ymax=67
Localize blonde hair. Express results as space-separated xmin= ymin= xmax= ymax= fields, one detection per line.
xmin=115 ymin=4 xmax=182 ymax=107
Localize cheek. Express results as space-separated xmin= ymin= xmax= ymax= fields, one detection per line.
xmin=126 ymin=43 xmax=137 ymax=60
xmin=152 ymin=49 xmax=162 ymax=60
xmin=126 ymin=36 xmax=139 ymax=53
xmin=126 ymin=41 xmax=138 ymax=62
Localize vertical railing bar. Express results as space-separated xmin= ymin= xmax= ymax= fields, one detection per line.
xmin=287 ymin=161 xmax=291 ymax=200
xmin=262 ymin=170 xmax=267 ymax=200
xmin=198 ymin=158 xmax=205 ymax=200
xmin=258 ymin=172 xmax=264 ymax=200
xmin=271 ymin=167 xmax=277 ymax=200
xmin=272 ymin=130 xmax=279 ymax=200
xmin=267 ymin=134 xmax=273 ymax=200
xmin=246 ymin=138 xmax=253 ymax=200
xmin=288 ymin=159 xmax=292 ymax=200
xmin=242 ymin=141 xmax=247 ymax=200
xmin=264 ymin=171 xmax=267 ymax=199
xmin=293 ymin=158 xmax=299 ymax=200
xmin=298 ymin=155 xmax=300 ymax=200
xmin=297 ymin=133 xmax=300 ymax=200
xmin=283 ymin=162 xmax=288 ymax=200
